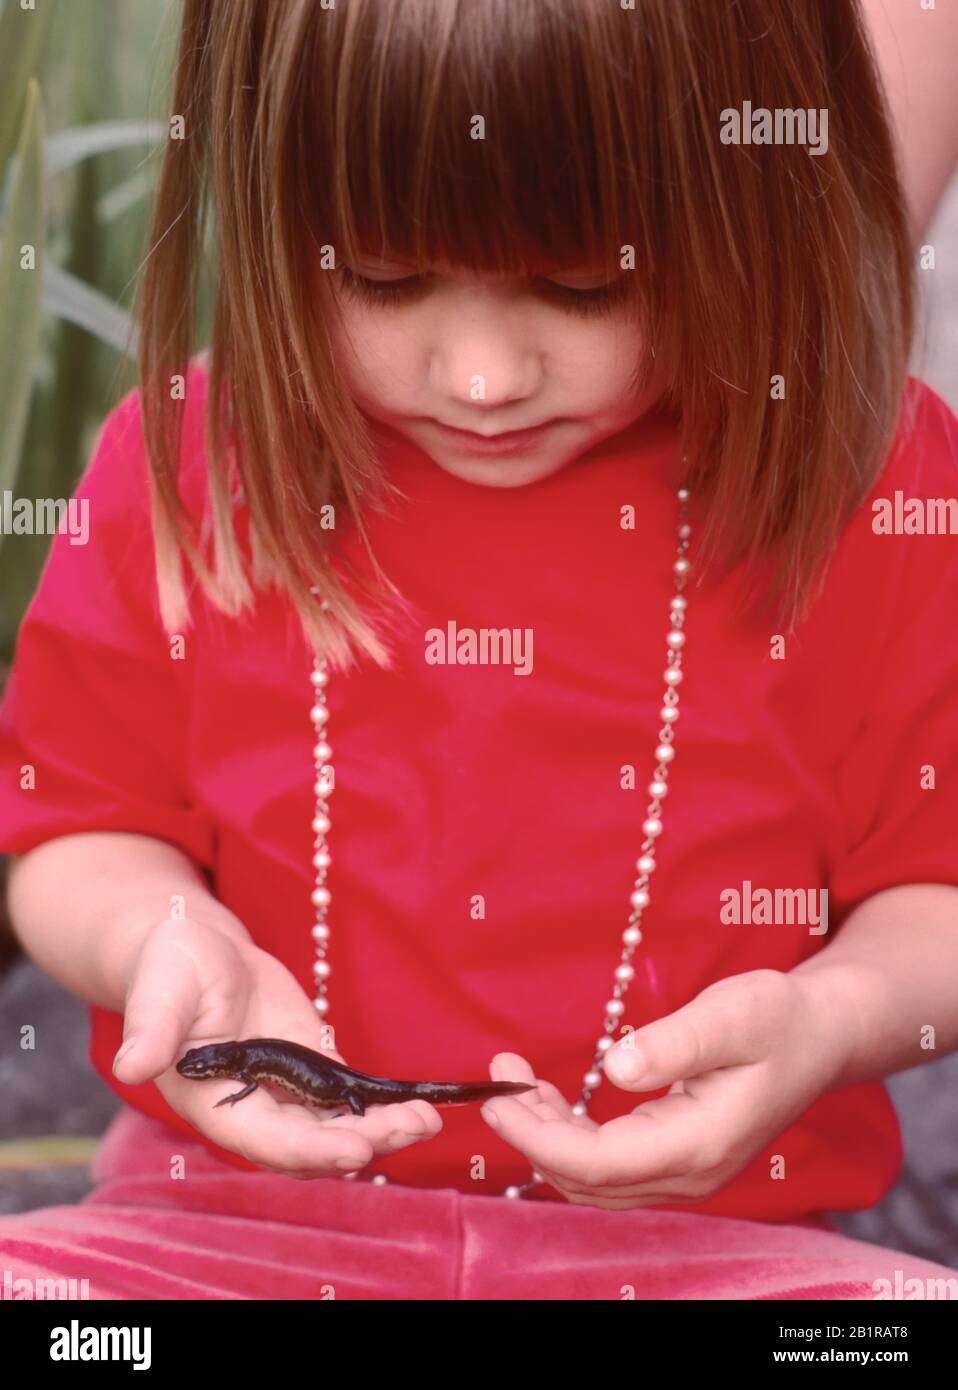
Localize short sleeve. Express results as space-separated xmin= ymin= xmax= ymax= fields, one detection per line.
xmin=829 ymin=381 xmax=958 ymax=917
xmin=0 ymin=384 xmax=216 ymax=871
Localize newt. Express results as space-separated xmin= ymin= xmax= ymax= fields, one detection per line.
xmin=176 ymin=1037 xmax=536 ymax=1116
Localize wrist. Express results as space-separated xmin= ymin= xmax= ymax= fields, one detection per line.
xmin=790 ymin=961 xmax=873 ymax=1092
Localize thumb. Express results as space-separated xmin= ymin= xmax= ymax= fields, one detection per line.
xmin=113 ymin=942 xmax=202 ymax=1085
xmin=603 ymin=984 xmax=757 ymax=1092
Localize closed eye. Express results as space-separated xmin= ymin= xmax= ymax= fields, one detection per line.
xmin=336 ymin=266 xmax=429 ymax=304
xmin=336 ymin=266 xmax=629 ymax=317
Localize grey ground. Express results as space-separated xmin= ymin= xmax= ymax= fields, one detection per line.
xmin=2 ymin=180 xmax=957 ymax=1272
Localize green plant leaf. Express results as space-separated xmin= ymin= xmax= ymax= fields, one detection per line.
xmin=0 ymin=77 xmax=45 ymax=512
xmin=96 ymin=165 xmax=153 ymax=224
xmin=41 ymin=261 xmax=137 ymax=355
xmin=0 ymin=120 xmax=164 ymax=221
xmin=44 ymin=118 xmax=165 ymax=177
xmin=0 ymin=0 xmax=53 ymax=177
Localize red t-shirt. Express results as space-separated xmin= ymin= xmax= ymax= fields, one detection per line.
xmin=2 ymin=360 xmax=957 ymax=1222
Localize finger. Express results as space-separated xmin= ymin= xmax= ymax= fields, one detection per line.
xmin=532 ymin=1144 xmax=722 ymax=1207
xmin=481 ymin=1093 xmax=714 ymax=1187
xmin=533 ymin=1152 xmax=706 ymax=1202
xmin=488 ymin=1055 xmax=589 ymax=1122
xmin=316 ymin=1098 xmax=442 ymax=1156
xmin=485 ymin=1053 xmax=597 ymax=1129
xmin=257 ymin=1165 xmax=323 ymax=1181
xmin=548 ymin=1185 xmax=699 ymax=1211
xmin=488 ymin=1051 xmax=535 ymax=1083
xmin=603 ymin=978 xmax=771 ymax=1093
xmin=198 ymin=1087 xmax=376 ymax=1172
xmin=487 ymin=1052 xmax=543 ymax=1106
xmin=114 ymin=949 xmax=203 ymax=1084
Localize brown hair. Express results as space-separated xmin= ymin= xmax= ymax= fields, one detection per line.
xmin=135 ymin=0 xmax=915 ymax=669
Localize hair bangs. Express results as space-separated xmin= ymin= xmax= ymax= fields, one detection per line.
xmin=288 ymin=0 xmax=652 ymax=284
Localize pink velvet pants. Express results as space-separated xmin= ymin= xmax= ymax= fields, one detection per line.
xmin=1 ymin=1106 xmax=955 ymax=1300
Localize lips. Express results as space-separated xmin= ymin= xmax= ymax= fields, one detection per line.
xmin=427 ymin=418 xmax=563 ymax=455
xmin=437 ymin=421 xmax=553 ymax=443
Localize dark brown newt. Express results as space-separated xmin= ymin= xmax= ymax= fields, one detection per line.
xmin=176 ymin=1038 xmax=536 ymax=1116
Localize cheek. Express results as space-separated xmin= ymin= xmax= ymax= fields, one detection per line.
xmin=329 ymin=308 xmax=419 ymax=400
xmin=554 ymin=318 xmax=646 ymax=394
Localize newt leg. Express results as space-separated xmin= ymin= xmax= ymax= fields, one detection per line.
xmin=345 ymin=1091 xmax=366 ymax=1117
xmin=213 ymin=1077 xmax=258 ymax=1107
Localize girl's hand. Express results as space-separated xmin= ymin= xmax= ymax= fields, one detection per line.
xmin=111 ymin=917 xmax=442 ymax=1178
xmin=479 ymin=969 xmax=847 ymax=1210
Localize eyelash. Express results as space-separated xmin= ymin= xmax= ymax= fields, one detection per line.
xmin=336 ymin=265 xmax=629 ymax=318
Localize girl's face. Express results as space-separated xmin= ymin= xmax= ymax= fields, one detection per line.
xmin=327 ymin=249 xmax=664 ymax=487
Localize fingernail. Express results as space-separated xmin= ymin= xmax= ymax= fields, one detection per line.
xmin=611 ymin=1048 xmax=646 ymax=1083
xmin=335 ymin=1157 xmax=362 ymax=1172
xmin=112 ymin=1038 xmax=137 ymax=1073
xmin=387 ymin=1130 xmax=420 ymax=1149
xmin=481 ymin=1107 xmax=500 ymax=1127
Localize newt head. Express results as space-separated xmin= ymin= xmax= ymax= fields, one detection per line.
xmin=176 ymin=1041 xmax=245 ymax=1079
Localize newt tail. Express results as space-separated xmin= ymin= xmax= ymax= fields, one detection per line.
xmin=176 ymin=1037 xmax=536 ymax=1117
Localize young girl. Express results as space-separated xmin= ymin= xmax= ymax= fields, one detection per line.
xmin=2 ymin=0 xmax=957 ymax=1301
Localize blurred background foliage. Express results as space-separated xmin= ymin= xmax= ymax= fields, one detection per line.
xmin=0 ymin=0 xmax=213 ymax=669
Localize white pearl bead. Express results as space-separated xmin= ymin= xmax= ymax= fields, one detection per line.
xmin=300 ymin=493 xmax=692 ymax=1187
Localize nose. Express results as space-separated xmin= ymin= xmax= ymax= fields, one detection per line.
xmin=428 ymin=286 xmax=543 ymax=412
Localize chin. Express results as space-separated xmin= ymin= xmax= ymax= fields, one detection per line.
xmin=430 ymin=453 xmax=571 ymax=488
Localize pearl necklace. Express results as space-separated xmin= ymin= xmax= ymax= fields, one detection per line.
xmin=307 ymin=481 xmax=691 ymax=1198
